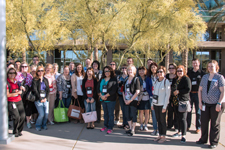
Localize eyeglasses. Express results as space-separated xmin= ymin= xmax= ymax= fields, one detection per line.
xmin=37 ymin=70 xmax=44 ymax=72
xmin=169 ymin=68 xmax=175 ymax=69
xmin=21 ymin=66 xmax=28 ymax=68
xmin=122 ymin=67 xmax=127 ymax=69
xmin=177 ymin=70 xmax=183 ymax=72
xmin=157 ymin=71 xmax=163 ymax=73
xmin=105 ymin=70 xmax=110 ymax=73
xmin=33 ymin=59 xmax=39 ymax=61
xmin=9 ymin=72 xmax=16 ymax=75
xmin=110 ymin=64 xmax=116 ymax=66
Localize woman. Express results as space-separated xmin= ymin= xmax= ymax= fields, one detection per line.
xmin=97 ymin=66 xmax=118 ymax=134
xmin=137 ymin=66 xmax=150 ymax=131
xmin=53 ymin=63 xmax=61 ymax=80
xmin=172 ymin=65 xmax=191 ymax=143
xmin=57 ymin=66 xmax=72 ymax=108
xmin=166 ymin=63 xmax=178 ymax=130
xmin=146 ymin=62 xmax=158 ymax=135
xmin=123 ymin=65 xmax=140 ymax=136
xmin=151 ymin=66 xmax=171 ymax=143
xmin=15 ymin=62 xmax=33 ymax=129
xmin=196 ymin=60 xmax=225 ymax=148
xmin=71 ymin=63 xmax=85 ymax=123
xmin=117 ymin=64 xmax=128 ymax=129
xmin=7 ymin=68 xmax=25 ymax=137
xmin=82 ymin=67 xmax=98 ymax=129
xmin=31 ymin=65 xmax=50 ymax=131
xmin=30 ymin=65 xmax=37 ymax=77
xmin=44 ymin=64 xmax=57 ymax=125
xmin=91 ymin=60 xmax=102 ymax=122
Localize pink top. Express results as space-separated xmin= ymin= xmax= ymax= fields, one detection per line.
xmin=15 ymin=72 xmax=33 ymax=87
xmin=44 ymin=74 xmax=57 ymax=94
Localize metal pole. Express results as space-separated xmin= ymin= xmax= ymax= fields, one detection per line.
xmin=0 ymin=0 xmax=14 ymax=144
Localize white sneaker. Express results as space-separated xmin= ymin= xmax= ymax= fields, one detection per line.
xmin=48 ymin=121 xmax=54 ymax=125
xmin=144 ymin=126 xmax=148 ymax=131
xmin=151 ymin=130 xmax=159 ymax=135
xmin=114 ymin=120 xmax=119 ymax=125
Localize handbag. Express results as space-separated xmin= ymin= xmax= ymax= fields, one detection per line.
xmin=54 ymin=100 xmax=69 ymax=122
xmin=67 ymin=98 xmax=84 ymax=120
xmin=178 ymin=101 xmax=191 ymax=113
xmin=26 ymin=90 xmax=36 ymax=102
xmin=82 ymin=104 xmax=97 ymax=123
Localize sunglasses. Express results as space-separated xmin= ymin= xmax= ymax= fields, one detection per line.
xmin=37 ymin=70 xmax=44 ymax=72
xmin=21 ymin=66 xmax=28 ymax=68
xmin=157 ymin=71 xmax=163 ymax=73
xmin=9 ymin=72 xmax=16 ymax=75
xmin=177 ymin=70 xmax=183 ymax=72
xmin=169 ymin=68 xmax=175 ymax=69
xmin=105 ymin=70 xmax=110 ymax=73
xmin=110 ymin=64 xmax=115 ymax=66
xmin=122 ymin=67 xmax=127 ymax=69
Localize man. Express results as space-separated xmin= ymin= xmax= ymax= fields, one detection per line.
xmin=15 ymin=60 xmax=21 ymax=72
xmin=147 ymin=59 xmax=153 ymax=69
xmin=32 ymin=55 xmax=40 ymax=67
xmin=127 ymin=57 xmax=134 ymax=66
xmin=110 ymin=61 xmax=121 ymax=124
xmin=84 ymin=58 xmax=92 ymax=72
xmin=69 ymin=62 xmax=75 ymax=76
xmin=187 ymin=58 xmax=205 ymax=134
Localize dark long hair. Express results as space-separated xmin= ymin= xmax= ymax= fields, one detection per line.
xmin=91 ymin=60 xmax=100 ymax=70
xmin=101 ymin=66 xmax=115 ymax=79
xmin=75 ymin=63 xmax=85 ymax=77
xmin=147 ymin=62 xmax=158 ymax=77
xmin=84 ymin=67 xmax=96 ymax=80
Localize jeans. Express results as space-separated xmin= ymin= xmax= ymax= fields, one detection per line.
xmin=150 ymin=97 xmax=158 ymax=131
xmin=84 ymin=100 xmax=96 ymax=112
xmin=187 ymin=93 xmax=201 ymax=129
xmin=119 ymin=95 xmax=128 ymax=125
xmin=62 ymin=94 xmax=72 ymax=108
xmin=102 ymin=101 xmax=116 ymax=130
xmin=35 ymin=100 xmax=49 ymax=129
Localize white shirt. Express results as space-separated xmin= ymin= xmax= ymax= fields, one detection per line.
xmin=76 ymin=75 xmax=84 ymax=96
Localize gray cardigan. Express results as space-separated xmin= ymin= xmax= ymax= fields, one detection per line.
xmin=57 ymin=74 xmax=71 ymax=98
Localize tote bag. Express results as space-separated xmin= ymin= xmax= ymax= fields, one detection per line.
xmin=82 ymin=104 xmax=97 ymax=123
xmin=54 ymin=100 xmax=69 ymax=122
xmin=67 ymin=98 xmax=84 ymax=120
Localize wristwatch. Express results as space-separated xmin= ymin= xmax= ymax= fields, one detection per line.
xmin=217 ymin=102 xmax=221 ymax=105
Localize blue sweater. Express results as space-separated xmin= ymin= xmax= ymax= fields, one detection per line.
xmin=146 ymin=76 xmax=153 ymax=97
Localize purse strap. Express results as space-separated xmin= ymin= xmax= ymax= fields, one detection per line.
xmin=58 ymin=99 xmax=66 ymax=108
xmin=74 ymin=97 xmax=81 ymax=107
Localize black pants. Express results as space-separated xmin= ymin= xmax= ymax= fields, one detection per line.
xmin=96 ymin=96 xmax=101 ymax=121
xmin=125 ymin=101 xmax=138 ymax=122
xmin=154 ymin=105 xmax=167 ymax=136
xmin=167 ymin=103 xmax=178 ymax=129
xmin=8 ymin=100 xmax=25 ymax=134
xmin=114 ymin=95 xmax=120 ymax=121
xmin=174 ymin=105 xmax=187 ymax=136
xmin=199 ymin=102 xmax=225 ymax=145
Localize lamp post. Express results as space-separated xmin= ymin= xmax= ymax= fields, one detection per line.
xmin=0 ymin=0 xmax=14 ymax=144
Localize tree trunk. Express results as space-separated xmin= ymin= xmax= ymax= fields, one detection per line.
xmin=182 ymin=49 xmax=188 ymax=72
xmin=22 ymin=48 xmax=26 ymax=62
xmin=63 ymin=50 xmax=66 ymax=66
xmin=94 ymin=47 xmax=98 ymax=61
xmin=165 ymin=51 xmax=169 ymax=73
xmin=107 ymin=49 xmax=113 ymax=65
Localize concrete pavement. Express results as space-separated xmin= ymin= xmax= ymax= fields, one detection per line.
xmin=0 ymin=112 xmax=225 ymax=150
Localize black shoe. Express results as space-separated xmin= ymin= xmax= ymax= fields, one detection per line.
xmin=209 ymin=145 xmax=217 ymax=149
xmin=127 ymin=130 xmax=135 ymax=136
xmin=196 ymin=140 xmax=206 ymax=144
xmin=86 ymin=126 xmax=91 ymax=129
xmin=167 ymin=127 xmax=172 ymax=130
xmin=181 ymin=137 xmax=186 ymax=143
xmin=125 ymin=129 xmax=131 ymax=134
xmin=14 ymin=134 xmax=19 ymax=137
xmin=8 ymin=124 xmax=12 ymax=129
xmin=118 ymin=125 xmax=125 ymax=128
xmin=18 ymin=133 xmax=23 ymax=136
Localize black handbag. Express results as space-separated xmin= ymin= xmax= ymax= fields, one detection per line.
xmin=26 ymin=90 xmax=36 ymax=102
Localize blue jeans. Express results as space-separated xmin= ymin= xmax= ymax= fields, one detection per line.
xmin=187 ymin=93 xmax=201 ymax=129
xmin=150 ymin=97 xmax=158 ymax=131
xmin=84 ymin=100 xmax=96 ymax=112
xmin=35 ymin=101 xmax=49 ymax=129
xmin=62 ymin=94 xmax=72 ymax=108
xmin=119 ymin=96 xmax=128 ymax=125
xmin=102 ymin=101 xmax=116 ymax=130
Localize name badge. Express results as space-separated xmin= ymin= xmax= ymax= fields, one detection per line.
xmin=87 ymin=87 xmax=92 ymax=94
xmin=12 ymin=103 xmax=16 ymax=109
xmin=152 ymin=95 xmax=158 ymax=104
xmin=192 ymin=81 xmax=197 ymax=85
xmin=40 ymin=90 xmax=46 ymax=98
xmin=12 ymin=89 xmax=18 ymax=97
xmin=126 ymin=84 xmax=130 ymax=92
xmin=103 ymin=85 xmax=107 ymax=93
xmin=202 ymin=104 xmax=206 ymax=111
xmin=50 ymin=88 xmax=53 ymax=92
xmin=67 ymin=84 xmax=71 ymax=88
xmin=212 ymin=79 xmax=217 ymax=82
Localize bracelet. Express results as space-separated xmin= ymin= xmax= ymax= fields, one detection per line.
xmin=217 ymin=102 xmax=221 ymax=105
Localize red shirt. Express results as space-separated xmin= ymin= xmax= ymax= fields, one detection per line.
xmin=85 ymin=79 xmax=94 ymax=98
xmin=7 ymin=78 xmax=22 ymax=102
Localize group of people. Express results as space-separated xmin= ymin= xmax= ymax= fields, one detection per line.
xmin=6 ymin=56 xmax=225 ymax=148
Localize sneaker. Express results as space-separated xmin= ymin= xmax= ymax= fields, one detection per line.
xmin=127 ymin=130 xmax=135 ymax=136
xmin=209 ymin=145 xmax=217 ymax=149
xmin=175 ymin=129 xmax=178 ymax=133
xmin=18 ymin=133 xmax=23 ymax=136
xmin=125 ymin=129 xmax=132 ymax=134
xmin=27 ymin=123 xmax=32 ymax=129
xmin=139 ymin=124 xmax=143 ymax=131
xmin=114 ymin=120 xmax=119 ymax=125
xmin=196 ymin=140 xmax=206 ymax=144
xmin=36 ymin=128 xmax=41 ymax=131
xmin=100 ymin=127 xmax=107 ymax=132
xmin=43 ymin=126 xmax=48 ymax=130
xmin=49 ymin=121 xmax=54 ymax=125
xmin=144 ymin=126 xmax=148 ymax=131
xmin=151 ymin=130 xmax=158 ymax=135
xmin=30 ymin=119 xmax=35 ymax=124
xmin=107 ymin=129 xmax=113 ymax=134
xmin=181 ymin=137 xmax=186 ymax=143
xmin=173 ymin=133 xmax=181 ymax=137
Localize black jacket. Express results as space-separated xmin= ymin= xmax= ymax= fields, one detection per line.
xmin=123 ymin=77 xmax=141 ymax=95
xmin=176 ymin=76 xmax=191 ymax=102
xmin=82 ymin=78 xmax=98 ymax=101
xmin=97 ymin=77 xmax=118 ymax=101
xmin=31 ymin=77 xmax=50 ymax=101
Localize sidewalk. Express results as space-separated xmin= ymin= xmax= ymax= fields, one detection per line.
xmin=0 ymin=112 xmax=225 ymax=150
